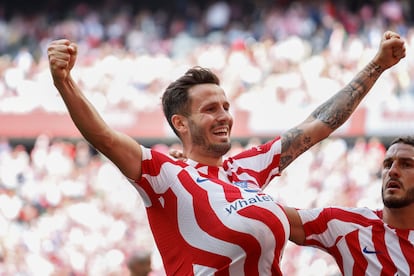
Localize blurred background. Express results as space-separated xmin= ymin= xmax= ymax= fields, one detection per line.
xmin=0 ymin=0 xmax=413 ymax=275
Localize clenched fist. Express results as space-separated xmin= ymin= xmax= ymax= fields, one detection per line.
xmin=47 ymin=39 xmax=78 ymax=83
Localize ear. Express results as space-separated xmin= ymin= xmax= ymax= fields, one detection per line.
xmin=171 ymin=114 xmax=188 ymax=135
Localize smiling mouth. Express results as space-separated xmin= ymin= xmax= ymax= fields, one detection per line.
xmin=213 ymin=127 xmax=229 ymax=136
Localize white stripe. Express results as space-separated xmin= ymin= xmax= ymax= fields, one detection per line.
xmin=360 ymin=226 xmax=380 ymax=276
xmin=409 ymin=230 xmax=414 ymax=243
xmin=193 ymin=264 xmax=218 ymax=275
xmin=336 ymin=235 xmax=354 ymax=276
xmin=385 ymin=227 xmax=409 ymax=275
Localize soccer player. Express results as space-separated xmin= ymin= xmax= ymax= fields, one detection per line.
xmin=47 ymin=31 xmax=405 ymax=275
xmin=286 ymin=136 xmax=414 ymax=275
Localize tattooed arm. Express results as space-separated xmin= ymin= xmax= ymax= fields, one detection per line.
xmin=279 ymin=31 xmax=406 ymax=172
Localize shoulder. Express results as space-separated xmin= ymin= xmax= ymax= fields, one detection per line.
xmin=298 ymin=206 xmax=378 ymax=221
xmin=225 ymin=137 xmax=282 ymax=162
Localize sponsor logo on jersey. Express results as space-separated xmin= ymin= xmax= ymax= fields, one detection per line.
xmin=225 ymin=194 xmax=274 ymax=214
xmin=234 ymin=180 xmax=261 ymax=193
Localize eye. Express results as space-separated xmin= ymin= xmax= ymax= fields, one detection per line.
xmin=382 ymin=160 xmax=392 ymax=169
xmin=206 ymin=106 xmax=216 ymax=112
xmin=401 ymin=160 xmax=414 ymax=169
xmin=223 ymin=102 xmax=230 ymax=111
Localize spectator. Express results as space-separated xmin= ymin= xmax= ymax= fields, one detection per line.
xmin=127 ymin=251 xmax=153 ymax=276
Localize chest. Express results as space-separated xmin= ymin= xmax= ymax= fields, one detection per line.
xmin=170 ymin=168 xmax=287 ymax=237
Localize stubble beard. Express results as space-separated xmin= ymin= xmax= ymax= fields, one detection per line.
xmin=382 ymin=186 xmax=414 ymax=208
xmin=190 ymin=122 xmax=231 ymax=157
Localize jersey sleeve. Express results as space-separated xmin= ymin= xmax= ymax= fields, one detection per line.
xmin=297 ymin=207 xmax=342 ymax=249
xmin=226 ymin=137 xmax=282 ymax=189
xmin=131 ymin=146 xmax=184 ymax=207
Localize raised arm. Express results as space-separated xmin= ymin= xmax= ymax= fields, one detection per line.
xmin=48 ymin=39 xmax=142 ymax=181
xmin=279 ymin=31 xmax=406 ymax=172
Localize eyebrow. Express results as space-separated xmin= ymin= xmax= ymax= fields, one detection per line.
xmin=383 ymin=156 xmax=414 ymax=163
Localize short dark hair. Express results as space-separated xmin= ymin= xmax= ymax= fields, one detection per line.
xmin=161 ymin=66 xmax=220 ymax=137
xmin=389 ymin=136 xmax=414 ymax=148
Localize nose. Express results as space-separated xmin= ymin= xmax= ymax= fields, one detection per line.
xmin=217 ymin=107 xmax=232 ymax=122
xmin=388 ymin=161 xmax=400 ymax=177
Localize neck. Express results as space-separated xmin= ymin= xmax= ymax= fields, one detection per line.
xmin=382 ymin=205 xmax=414 ymax=229
xmin=184 ymin=150 xmax=223 ymax=167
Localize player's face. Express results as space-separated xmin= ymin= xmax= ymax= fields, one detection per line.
xmin=187 ymin=83 xmax=233 ymax=157
xmin=381 ymin=143 xmax=414 ymax=208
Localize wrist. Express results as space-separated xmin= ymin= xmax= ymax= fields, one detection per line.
xmin=368 ymin=61 xmax=383 ymax=78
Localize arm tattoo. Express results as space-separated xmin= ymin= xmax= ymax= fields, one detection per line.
xmin=279 ymin=61 xmax=383 ymax=171
xmin=368 ymin=62 xmax=382 ymax=78
xmin=312 ymin=61 xmax=383 ymax=130
xmin=280 ymin=127 xmax=312 ymax=171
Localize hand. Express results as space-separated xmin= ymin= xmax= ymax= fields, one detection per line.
xmin=47 ymin=39 xmax=78 ymax=83
xmin=169 ymin=149 xmax=186 ymax=161
xmin=373 ymin=30 xmax=406 ymax=70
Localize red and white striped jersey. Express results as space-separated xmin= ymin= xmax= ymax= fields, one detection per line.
xmin=132 ymin=138 xmax=289 ymax=276
xmin=298 ymin=207 xmax=414 ymax=276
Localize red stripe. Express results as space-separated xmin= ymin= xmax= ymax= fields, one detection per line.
xmin=371 ymin=224 xmax=396 ymax=276
xmin=345 ymin=230 xmax=367 ymax=275
xmin=239 ymin=204 xmax=286 ymax=276
xmin=397 ymin=229 xmax=414 ymax=274
xmin=146 ymin=187 xmax=192 ymax=274
xmin=327 ymin=244 xmax=344 ymax=274
xmin=232 ymin=139 xmax=281 ymax=188
xmin=148 ymin=185 xmax=234 ymax=275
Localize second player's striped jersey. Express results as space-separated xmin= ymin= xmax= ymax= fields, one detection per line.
xmin=298 ymin=207 xmax=414 ymax=276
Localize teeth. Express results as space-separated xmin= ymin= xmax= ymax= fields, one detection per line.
xmin=214 ymin=128 xmax=228 ymax=134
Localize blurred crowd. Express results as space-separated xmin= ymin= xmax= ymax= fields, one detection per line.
xmin=0 ymin=0 xmax=413 ymax=275
xmin=0 ymin=134 xmax=159 ymax=275
xmin=0 ymin=0 xmax=414 ymax=119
